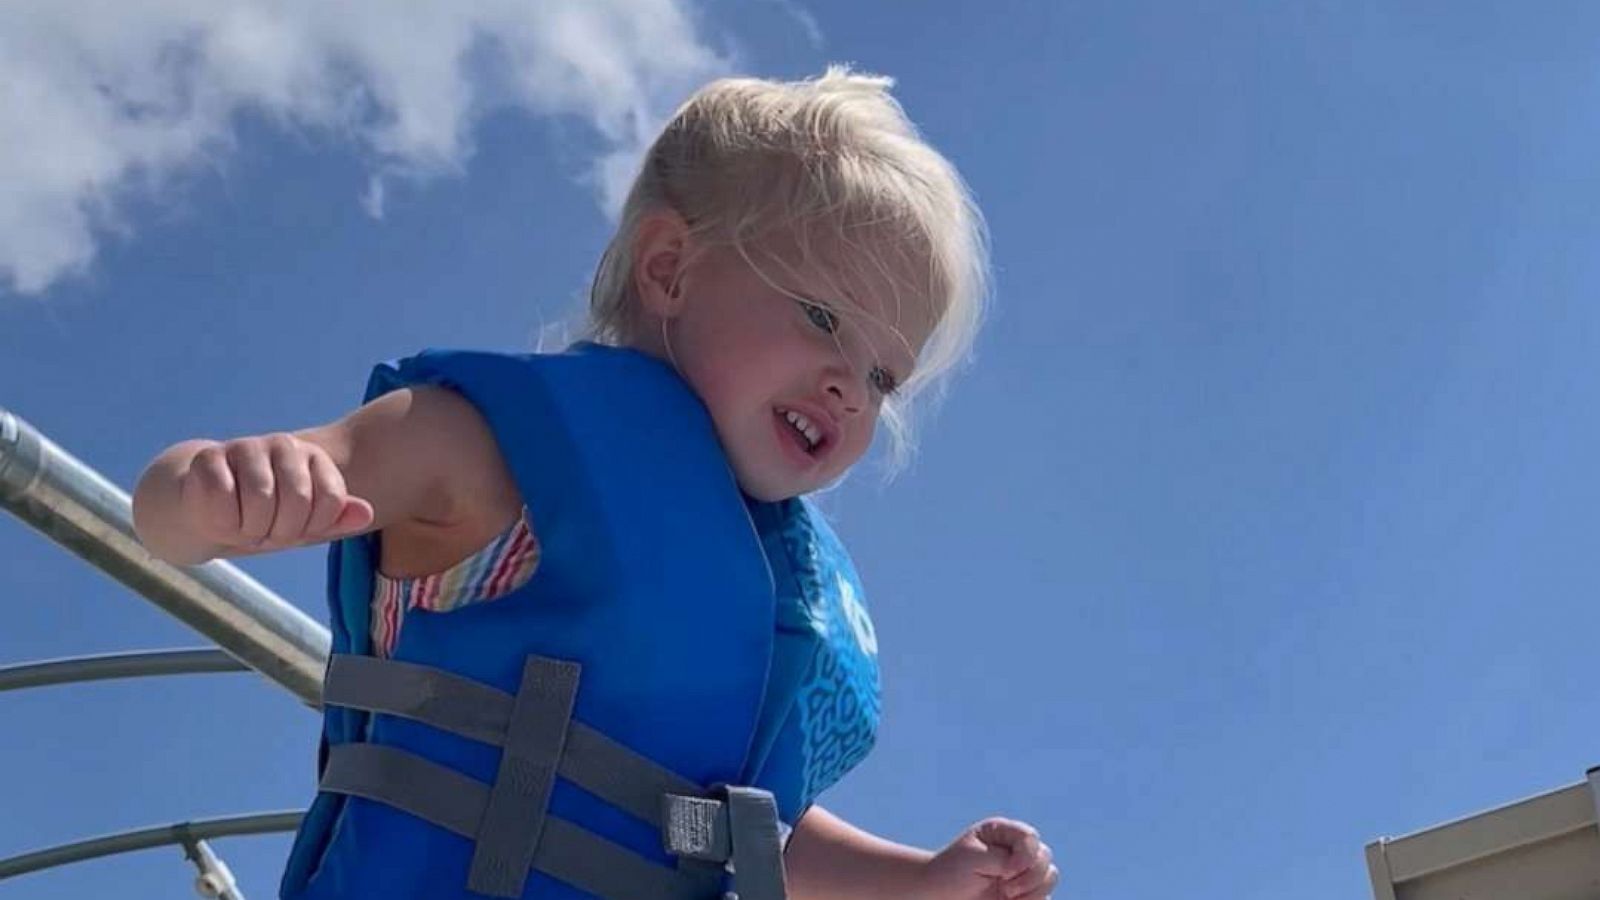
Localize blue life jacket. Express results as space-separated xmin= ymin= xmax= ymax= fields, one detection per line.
xmin=280 ymin=344 xmax=880 ymax=899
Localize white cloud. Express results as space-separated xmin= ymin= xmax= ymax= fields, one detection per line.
xmin=0 ymin=0 xmax=727 ymax=295
xmin=761 ymin=0 xmax=826 ymax=51
xmin=361 ymin=175 xmax=386 ymax=221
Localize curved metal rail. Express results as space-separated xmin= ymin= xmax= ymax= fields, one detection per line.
xmin=0 ymin=407 xmax=331 ymax=706
xmin=0 ymin=648 xmax=246 ymax=693
xmin=0 ymin=811 xmax=302 ymax=880
xmin=0 ymin=408 xmax=333 ymax=896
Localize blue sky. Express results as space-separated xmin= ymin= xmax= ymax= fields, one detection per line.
xmin=4 ymin=2 xmax=1600 ymax=898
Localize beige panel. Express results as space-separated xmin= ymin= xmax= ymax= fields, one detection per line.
xmin=1368 ymin=779 xmax=1600 ymax=900
xmin=1366 ymin=841 xmax=1399 ymax=900
xmin=1395 ymin=828 xmax=1600 ymax=900
xmin=1387 ymin=783 xmax=1595 ymax=881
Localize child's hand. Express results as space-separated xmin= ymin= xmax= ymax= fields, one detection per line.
xmin=134 ymin=434 xmax=374 ymax=563
xmin=176 ymin=434 xmax=375 ymax=554
xmin=915 ymin=817 xmax=1059 ymax=900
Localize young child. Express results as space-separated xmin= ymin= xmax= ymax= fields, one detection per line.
xmin=133 ymin=67 xmax=1058 ymax=900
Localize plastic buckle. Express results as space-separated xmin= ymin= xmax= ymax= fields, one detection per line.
xmin=661 ymin=791 xmax=732 ymax=862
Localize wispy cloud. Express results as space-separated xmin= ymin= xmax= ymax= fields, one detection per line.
xmin=762 ymin=0 xmax=826 ymax=50
xmin=0 ymin=0 xmax=727 ymax=295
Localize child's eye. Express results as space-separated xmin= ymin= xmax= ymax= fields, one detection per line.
xmin=799 ymin=300 xmax=840 ymax=334
xmin=869 ymin=366 xmax=900 ymax=397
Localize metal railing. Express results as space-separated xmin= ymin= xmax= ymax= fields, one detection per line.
xmin=0 ymin=812 xmax=305 ymax=897
xmin=0 ymin=648 xmax=245 ymax=692
xmin=0 ymin=407 xmax=332 ymax=896
xmin=0 ymin=408 xmax=330 ymax=705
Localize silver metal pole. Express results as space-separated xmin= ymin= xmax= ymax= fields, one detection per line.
xmin=0 ymin=648 xmax=246 ymax=693
xmin=0 ymin=812 xmax=302 ymax=880
xmin=0 ymin=408 xmax=331 ymax=706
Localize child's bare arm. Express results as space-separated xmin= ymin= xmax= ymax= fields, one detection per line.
xmin=787 ymin=805 xmax=931 ymax=900
xmin=787 ymin=806 xmax=1058 ymax=900
xmin=132 ymin=386 xmax=507 ymax=565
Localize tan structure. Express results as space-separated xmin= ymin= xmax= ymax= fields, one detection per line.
xmin=1367 ymin=769 xmax=1600 ymax=900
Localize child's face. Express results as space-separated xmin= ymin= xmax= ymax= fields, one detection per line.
xmin=658 ymin=234 xmax=935 ymax=501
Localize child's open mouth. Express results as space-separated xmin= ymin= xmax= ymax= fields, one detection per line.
xmin=775 ymin=406 xmax=827 ymax=458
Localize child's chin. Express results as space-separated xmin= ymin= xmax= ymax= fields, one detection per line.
xmin=739 ymin=480 xmax=802 ymax=503
xmin=732 ymin=466 xmax=803 ymax=503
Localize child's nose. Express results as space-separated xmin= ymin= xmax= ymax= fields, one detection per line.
xmin=822 ymin=366 xmax=866 ymax=417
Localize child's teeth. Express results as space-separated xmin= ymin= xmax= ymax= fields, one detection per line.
xmin=783 ymin=409 xmax=820 ymax=449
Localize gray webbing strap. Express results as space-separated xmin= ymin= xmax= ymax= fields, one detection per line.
xmin=537 ymin=817 xmax=722 ymax=900
xmin=320 ymin=744 xmax=719 ymax=900
xmin=466 ymin=657 xmax=579 ymax=897
xmin=321 ymin=742 xmax=485 ymax=838
xmin=320 ymin=654 xmax=788 ymax=898
xmin=560 ymin=723 xmax=702 ymax=825
xmin=661 ymin=794 xmax=733 ymax=862
xmin=324 ymin=653 xmax=703 ymax=826
xmin=661 ymin=788 xmax=788 ymax=900
xmin=725 ymin=787 xmax=789 ymax=900
xmin=324 ymin=654 xmax=510 ymax=745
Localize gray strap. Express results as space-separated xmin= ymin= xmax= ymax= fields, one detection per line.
xmin=725 ymin=787 xmax=789 ymax=900
xmin=321 ymin=743 xmax=720 ymax=900
xmin=661 ymin=794 xmax=733 ymax=861
xmin=321 ymin=743 xmax=485 ymax=838
xmin=324 ymin=653 xmax=703 ymax=827
xmin=562 ymin=722 xmax=702 ymax=826
xmin=661 ymin=788 xmax=789 ymax=900
xmin=467 ymin=657 xmax=580 ymax=898
xmin=536 ymin=817 xmax=721 ymax=900
xmin=324 ymin=654 xmax=512 ymax=746
xmin=321 ymin=654 xmax=769 ymax=898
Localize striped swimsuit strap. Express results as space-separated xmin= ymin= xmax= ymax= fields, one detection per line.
xmin=369 ymin=508 xmax=540 ymax=659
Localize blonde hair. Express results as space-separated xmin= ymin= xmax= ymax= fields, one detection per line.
xmin=588 ymin=65 xmax=989 ymax=469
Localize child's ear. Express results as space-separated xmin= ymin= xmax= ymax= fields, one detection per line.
xmin=632 ymin=211 xmax=693 ymax=319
